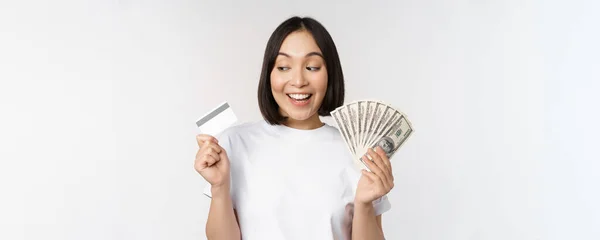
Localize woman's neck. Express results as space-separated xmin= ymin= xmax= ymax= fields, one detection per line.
xmin=283 ymin=114 xmax=324 ymax=130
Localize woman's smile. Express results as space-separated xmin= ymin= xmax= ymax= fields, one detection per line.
xmin=287 ymin=93 xmax=313 ymax=106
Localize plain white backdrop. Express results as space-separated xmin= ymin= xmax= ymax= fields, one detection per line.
xmin=1 ymin=0 xmax=598 ymax=239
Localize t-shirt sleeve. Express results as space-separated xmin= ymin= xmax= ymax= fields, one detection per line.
xmin=200 ymin=128 xmax=237 ymax=209
xmin=202 ymin=183 xmax=212 ymax=198
xmin=372 ymin=195 xmax=391 ymax=216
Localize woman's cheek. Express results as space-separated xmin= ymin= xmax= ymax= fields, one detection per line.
xmin=316 ymin=72 xmax=328 ymax=96
xmin=270 ymin=73 xmax=286 ymax=92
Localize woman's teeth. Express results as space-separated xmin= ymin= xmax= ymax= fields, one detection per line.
xmin=287 ymin=94 xmax=312 ymax=100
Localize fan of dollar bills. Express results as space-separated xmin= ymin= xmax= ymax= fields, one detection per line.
xmin=331 ymin=100 xmax=414 ymax=171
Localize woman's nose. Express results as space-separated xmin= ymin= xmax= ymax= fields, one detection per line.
xmin=290 ymin=68 xmax=308 ymax=87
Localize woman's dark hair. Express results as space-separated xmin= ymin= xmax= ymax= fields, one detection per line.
xmin=257 ymin=16 xmax=345 ymax=125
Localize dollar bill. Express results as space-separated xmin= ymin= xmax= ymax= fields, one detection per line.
xmin=330 ymin=100 xmax=415 ymax=172
xmin=339 ymin=106 xmax=357 ymax=156
xmin=364 ymin=100 xmax=376 ymax=149
xmin=358 ymin=101 xmax=368 ymax=148
xmin=357 ymin=101 xmax=363 ymax=148
xmin=347 ymin=102 xmax=359 ymax=153
xmin=366 ymin=109 xmax=401 ymax=149
xmin=370 ymin=114 xmax=413 ymax=159
xmin=364 ymin=102 xmax=382 ymax=147
xmin=365 ymin=103 xmax=392 ymax=148
xmin=332 ymin=109 xmax=355 ymax=156
xmin=356 ymin=102 xmax=389 ymax=170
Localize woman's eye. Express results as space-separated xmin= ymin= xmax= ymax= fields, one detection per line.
xmin=277 ymin=66 xmax=290 ymax=71
xmin=306 ymin=66 xmax=321 ymax=71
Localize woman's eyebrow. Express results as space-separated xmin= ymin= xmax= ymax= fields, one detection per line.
xmin=306 ymin=52 xmax=324 ymax=58
xmin=277 ymin=52 xmax=324 ymax=58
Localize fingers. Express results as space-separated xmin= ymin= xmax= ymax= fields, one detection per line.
xmin=195 ymin=141 xmax=223 ymax=170
xmin=360 ymin=169 xmax=391 ymax=198
xmin=218 ymin=147 xmax=228 ymax=159
xmin=371 ymin=147 xmax=394 ymax=182
xmin=364 ymin=148 xmax=394 ymax=191
xmin=195 ymin=153 xmax=221 ymax=171
xmin=361 ymin=155 xmax=387 ymax=190
xmin=202 ymin=141 xmax=222 ymax=154
xmin=366 ymin=149 xmax=391 ymax=189
xmin=375 ymin=146 xmax=392 ymax=173
xmin=361 ymin=169 xmax=380 ymax=183
xmin=196 ymin=134 xmax=218 ymax=147
xmin=202 ymin=145 xmax=220 ymax=163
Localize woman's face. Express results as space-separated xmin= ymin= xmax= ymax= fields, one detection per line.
xmin=270 ymin=30 xmax=328 ymax=122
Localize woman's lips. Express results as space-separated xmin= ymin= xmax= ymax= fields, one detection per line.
xmin=287 ymin=94 xmax=312 ymax=106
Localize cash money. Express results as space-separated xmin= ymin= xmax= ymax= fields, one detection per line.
xmin=331 ymin=100 xmax=414 ymax=172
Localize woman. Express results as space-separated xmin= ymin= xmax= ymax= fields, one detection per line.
xmin=195 ymin=16 xmax=395 ymax=240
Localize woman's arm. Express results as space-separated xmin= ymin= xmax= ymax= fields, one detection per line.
xmin=352 ymin=202 xmax=385 ymax=240
xmin=195 ymin=135 xmax=240 ymax=239
xmin=205 ymin=185 xmax=241 ymax=240
xmin=352 ymin=147 xmax=395 ymax=240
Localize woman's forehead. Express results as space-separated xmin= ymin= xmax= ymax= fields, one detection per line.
xmin=278 ymin=31 xmax=323 ymax=58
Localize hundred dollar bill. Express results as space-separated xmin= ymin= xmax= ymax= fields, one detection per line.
xmin=332 ymin=109 xmax=355 ymax=155
xmin=370 ymin=114 xmax=413 ymax=159
xmin=366 ymin=109 xmax=402 ymax=149
xmin=364 ymin=102 xmax=382 ymax=148
xmin=339 ymin=106 xmax=357 ymax=156
xmin=356 ymin=101 xmax=363 ymax=148
xmin=347 ymin=102 xmax=359 ymax=153
xmin=364 ymin=100 xmax=377 ymax=149
xmin=331 ymin=100 xmax=415 ymax=172
xmin=356 ymin=102 xmax=389 ymax=168
xmin=365 ymin=103 xmax=392 ymax=148
xmin=358 ymin=101 xmax=367 ymax=148
xmin=338 ymin=103 xmax=368 ymax=171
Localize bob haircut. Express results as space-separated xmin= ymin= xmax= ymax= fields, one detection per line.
xmin=257 ymin=16 xmax=345 ymax=125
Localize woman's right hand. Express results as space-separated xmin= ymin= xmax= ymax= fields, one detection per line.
xmin=195 ymin=134 xmax=231 ymax=190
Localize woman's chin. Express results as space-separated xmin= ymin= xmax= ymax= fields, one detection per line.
xmin=285 ymin=112 xmax=317 ymax=122
xmin=286 ymin=115 xmax=311 ymax=121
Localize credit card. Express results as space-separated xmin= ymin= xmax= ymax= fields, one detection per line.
xmin=195 ymin=101 xmax=238 ymax=136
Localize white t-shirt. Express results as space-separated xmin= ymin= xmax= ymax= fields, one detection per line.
xmin=203 ymin=120 xmax=391 ymax=240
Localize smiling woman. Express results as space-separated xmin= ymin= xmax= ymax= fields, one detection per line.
xmin=269 ymin=30 xmax=330 ymax=128
xmin=194 ymin=16 xmax=394 ymax=240
xmin=257 ymin=17 xmax=345 ymax=129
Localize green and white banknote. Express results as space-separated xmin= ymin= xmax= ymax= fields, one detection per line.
xmin=331 ymin=100 xmax=414 ymax=172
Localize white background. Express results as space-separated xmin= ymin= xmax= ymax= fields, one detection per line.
xmin=1 ymin=0 xmax=598 ymax=239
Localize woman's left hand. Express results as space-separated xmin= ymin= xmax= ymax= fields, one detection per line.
xmin=355 ymin=146 xmax=395 ymax=205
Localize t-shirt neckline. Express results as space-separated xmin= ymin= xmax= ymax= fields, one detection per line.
xmin=262 ymin=119 xmax=330 ymax=136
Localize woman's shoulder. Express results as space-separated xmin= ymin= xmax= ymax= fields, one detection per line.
xmin=319 ymin=122 xmax=347 ymax=141
xmin=322 ymin=123 xmax=342 ymax=134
